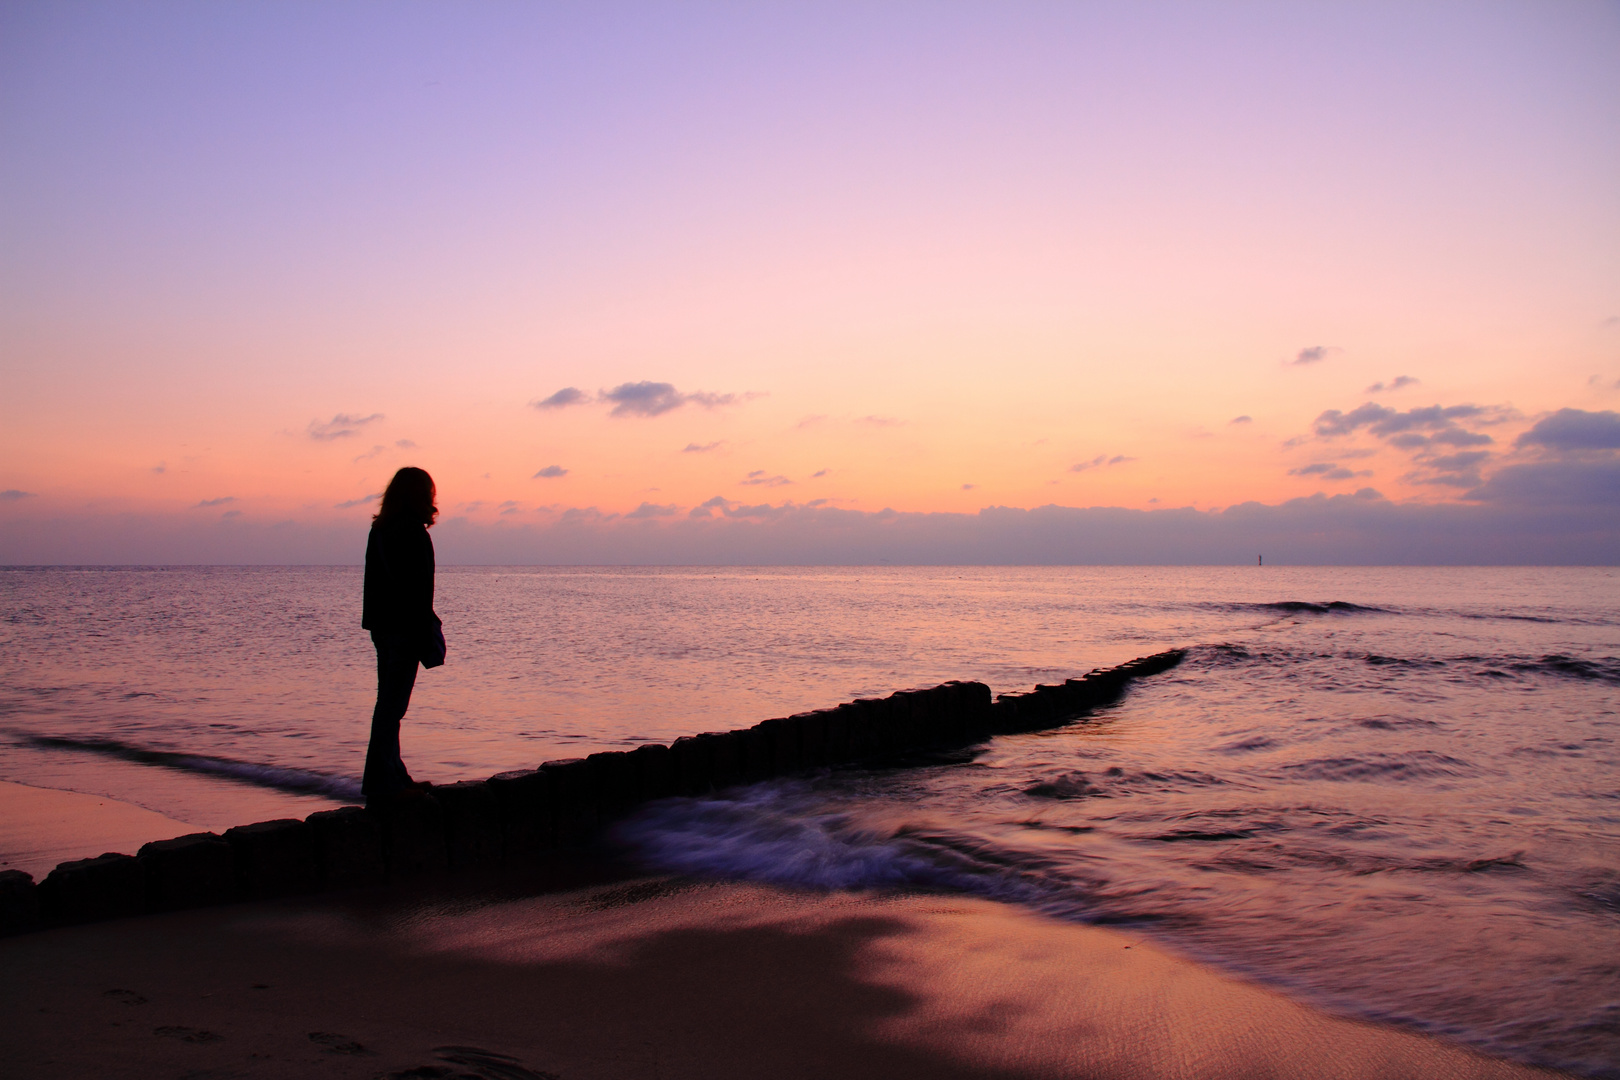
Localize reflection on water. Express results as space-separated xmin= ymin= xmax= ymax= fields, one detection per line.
xmin=1 ymin=565 xmax=1617 ymax=1076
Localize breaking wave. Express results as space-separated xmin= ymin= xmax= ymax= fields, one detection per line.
xmin=15 ymin=733 xmax=362 ymax=800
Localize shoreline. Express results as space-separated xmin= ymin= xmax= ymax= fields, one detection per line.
xmin=0 ymin=779 xmax=201 ymax=881
xmin=1 ymin=654 xmax=1183 ymax=935
xmin=0 ymin=871 xmax=1564 ymax=1079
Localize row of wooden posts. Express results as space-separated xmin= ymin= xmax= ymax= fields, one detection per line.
xmin=0 ymin=648 xmax=1185 ymax=935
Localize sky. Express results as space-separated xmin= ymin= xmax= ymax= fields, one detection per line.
xmin=2 ymin=1 xmax=1617 ymax=564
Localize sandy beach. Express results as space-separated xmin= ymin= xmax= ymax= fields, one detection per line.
xmin=2 ymin=864 xmax=1563 ymax=1080
xmin=0 ymin=779 xmax=202 ymax=881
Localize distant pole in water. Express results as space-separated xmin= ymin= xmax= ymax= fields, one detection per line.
xmin=1258 ymin=554 xmax=1263 ymax=566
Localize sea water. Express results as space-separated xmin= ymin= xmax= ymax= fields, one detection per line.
xmin=1 ymin=566 xmax=1616 ymax=1076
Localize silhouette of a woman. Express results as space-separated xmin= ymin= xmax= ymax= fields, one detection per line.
xmin=360 ymin=467 xmax=441 ymax=802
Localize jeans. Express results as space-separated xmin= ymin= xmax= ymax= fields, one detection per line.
xmin=362 ymin=633 xmax=419 ymax=798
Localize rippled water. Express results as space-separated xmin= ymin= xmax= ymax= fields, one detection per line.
xmin=1 ymin=565 xmax=1616 ymax=1075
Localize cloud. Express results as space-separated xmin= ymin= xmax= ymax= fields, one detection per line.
xmin=532 ymin=387 xmax=589 ymax=410
xmin=152 ymin=464 xmax=166 ymax=474
xmin=1289 ymin=463 xmax=1372 ymax=481
xmin=689 ymin=496 xmax=732 ymax=519
xmin=626 ymin=502 xmax=679 ymax=519
xmin=428 ymin=493 xmax=1620 ymax=564
xmin=812 ymin=469 xmax=830 ymax=478
xmin=1366 ymin=376 xmax=1420 ymax=393
xmin=683 ymin=441 xmax=724 ymax=453
xmin=13 ymin=483 xmax=1617 ymax=564
xmin=962 ymin=483 xmax=976 ymax=490
xmin=856 ymin=415 xmax=903 ymax=427
xmin=221 ymin=510 xmax=241 ymax=519
xmin=1290 ymin=345 xmax=1341 ymax=366
xmin=1515 ymin=409 xmax=1620 ymax=451
xmin=308 ymin=413 xmax=383 ymax=440
xmin=335 ymin=494 xmax=379 ymax=509
xmin=193 ymin=496 xmax=236 ymax=508
xmin=602 ymin=381 xmax=735 ymax=417
xmin=740 ymin=470 xmax=792 ymax=487
xmin=353 ymin=444 xmax=387 ymax=463
xmin=1424 ymin=450 xmax=1491 ymax=473
xmin=1313 ymin=402 xmax=1490 ymax=438
xmin=1465 ymin=458 xmax=1620 ymax=507
xmin=395 ymin=439 xmax=417 ymax=449
xmin=797 ymin=415 xmax=827 ymax=429
xmin=533 ymin=465 xmax=569 ymax=479
xmin=1429 ymin=428 xmax=1493 ymax=447
xmin=1402 ymin=446 xmax=1492 ymax=489
xmin=1070 ymin=454 xmax=1133 ymax=472
xmin=1230 ymin=415 xmax=1252 ymax=425
xmin=0 ymin=489 xmax=35 ymax=501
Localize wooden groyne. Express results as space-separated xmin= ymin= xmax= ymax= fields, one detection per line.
xmin=0 ymin=648 xmax=1185 ymax=935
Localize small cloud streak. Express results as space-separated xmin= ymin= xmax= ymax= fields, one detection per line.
xmin=1290 ymin=345 xmax=1341 ymax=366
xmin=741 ymin=470 xmax=792 ymax=487
xmin=1230 ymin=415 xmax=1252 ymax=425
xmin=335 ymin=493 xmax=380 ymax=509
xmin=812 ymin=469 xmax=830 ymax=478
xmin=395 ymin=439 xmax=417 ymax=449
xmin=533 ymin=465 xmax=569 ymax=479
xmin=626 ymin=502 xmax=679 ymax=519
xmin=962 ymin=483 xmax=976 ymax=490
xmin=1289 ymin=463 xmax=1372 ymax=481
xmin=194 ymin=496 xmax=236 ymax=508
xmin=603 ymin=381 xmax=735 ymax=417
xmin=0 ymin=489 xmax=36 ymax=501
xmin=1366 ymin=375 xmax=1420 ymax=394
xmin=1070 ymin=454 xmax=1133 ymax=472
xmin=532 ymin=387 xmax=589 ymax=410
xmin=308 ymin=413 xmax=384 ymax=440
xmin=683 ymin=441 xmax=724 ymax=453
xmin=856 ymin=415 xmax=902 ymax=427
xmin=1314 ymin=403 xmax=1492 ymax=438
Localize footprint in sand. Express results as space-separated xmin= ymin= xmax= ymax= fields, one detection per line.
xmin=382 ymin=1045 xmax=558 ymax=1080
xmin=308 ymin=1031 xmax=371 ymax=1055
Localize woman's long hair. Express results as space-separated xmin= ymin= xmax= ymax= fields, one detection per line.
xmin=373 ymin=467 xmax=438 ymax=526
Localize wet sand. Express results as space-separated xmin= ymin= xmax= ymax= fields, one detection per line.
xmin=0 ymin=779 xmax=199 ymax=880
xmin=0 ymin=870 xmax=1563 ymax=1080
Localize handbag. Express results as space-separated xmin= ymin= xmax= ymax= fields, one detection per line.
xmin=421 ymin=612 xmax=447 ymax=669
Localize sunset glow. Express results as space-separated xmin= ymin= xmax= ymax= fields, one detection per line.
xmin=2 ymin=3 xmax=1617 ymax=562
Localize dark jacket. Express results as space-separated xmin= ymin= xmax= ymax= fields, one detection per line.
xmin=362 ymin=519 xmax=435 ymax=640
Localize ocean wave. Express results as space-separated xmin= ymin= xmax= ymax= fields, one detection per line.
xmin=1199 ymin=600 xmax=1391 ymax=616
xmin=14 ymin=733 xmax=361 ymax=800
xmin=1194 ymin=644 xmax=1620 ymax=686
xmin=1507 ymin=654 xmax=1620 ymax=684
xmin=1444 ymin=654 xmax=1620 ymax=685
xmin=611 ymin=780 xmax=1095 ymax=910
xmin=1276 ymin=751 xmax=1476 ymax=783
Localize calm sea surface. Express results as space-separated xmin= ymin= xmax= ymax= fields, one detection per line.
xmin=1 ymin=566 xmax=1617 ymax=1076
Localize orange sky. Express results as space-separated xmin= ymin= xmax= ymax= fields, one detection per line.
xmin=2 ymin=4 xmax=1617 ymax=561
